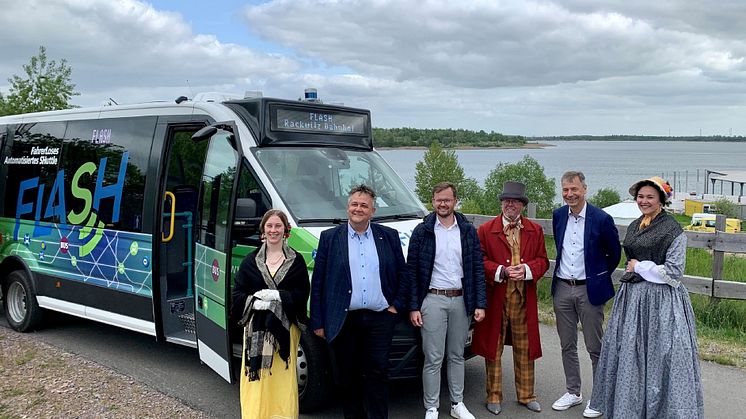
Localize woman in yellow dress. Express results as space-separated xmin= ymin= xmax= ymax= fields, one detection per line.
xmin=231 ymin=209 xmax=310 ymax=418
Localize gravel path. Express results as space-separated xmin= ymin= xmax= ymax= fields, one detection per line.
xmin=0 ymin=327 xmax=209 ymax=418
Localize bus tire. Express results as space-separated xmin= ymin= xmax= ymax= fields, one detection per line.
xmin=3 ymin=270 xmax=44 ymax=332
xmin=297 ymin=327 xmax=331 ymax=412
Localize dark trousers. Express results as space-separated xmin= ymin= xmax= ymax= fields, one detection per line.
xmin=330 ymin=309 xmax=397 ymax=419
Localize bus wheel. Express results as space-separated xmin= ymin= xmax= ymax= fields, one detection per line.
xmin=4 ymin=270 xmax=44 ymax=332
xmin=297 ymin=327 xmax=331 ymax=412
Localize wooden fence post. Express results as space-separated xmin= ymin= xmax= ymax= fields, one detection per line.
xmin=527 ymin=203 xmax=537 ymax=219
xmin=711 ymin=214 xmax=726 ymax=302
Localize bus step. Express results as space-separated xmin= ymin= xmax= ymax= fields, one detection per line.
xmin=178 ymin=312 xmax=196 ymax=334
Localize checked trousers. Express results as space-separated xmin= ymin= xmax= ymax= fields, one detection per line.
xmin=485 ymin=282 xmax=536 ymax=404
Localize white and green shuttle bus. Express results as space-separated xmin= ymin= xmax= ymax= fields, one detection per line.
xmin=0 ymin=93 xmax=429 ymax=410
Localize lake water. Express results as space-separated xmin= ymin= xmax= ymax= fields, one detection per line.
xmin=379 ymin=141 xmax=746 ymax=202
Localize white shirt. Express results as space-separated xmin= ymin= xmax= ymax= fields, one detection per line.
xmin=557 ymin=203 xmax=587 ymax=280
xmin=430 ymin=216 xmax=464 ymax=290
xmin=633 ymin=233 xmax=687 ymax=288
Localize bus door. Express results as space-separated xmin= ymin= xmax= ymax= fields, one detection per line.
xmin=157 ymin=125 xmax=209 ymax=347
xmin=192 ymin=124 xmax=241 ymax=382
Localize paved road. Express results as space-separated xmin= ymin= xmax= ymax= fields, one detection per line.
xmin=2 ymin=312 xmax=744 ymax=418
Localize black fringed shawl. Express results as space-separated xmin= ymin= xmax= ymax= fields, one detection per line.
xmin=233 ymin=242 xmax=310 ymax=381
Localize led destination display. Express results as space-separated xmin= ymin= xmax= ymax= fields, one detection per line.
xmin=273 ymin=107 xmax=367 ymax=135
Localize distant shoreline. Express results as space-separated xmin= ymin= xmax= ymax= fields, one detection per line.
xmin=529 ymin=136 xmax=746 ymax=142
xmin=377 ymin=142 xmax=553 ymax=150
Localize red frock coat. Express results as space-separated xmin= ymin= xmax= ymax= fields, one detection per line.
xmin=472 ymin=215 xmax=549 ymax=361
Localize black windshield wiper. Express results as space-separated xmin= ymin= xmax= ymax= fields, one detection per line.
xmin=371 ymin=212 xmax=423 ymax=222
xmin=296 ymin=218 xmax=345 ymax=225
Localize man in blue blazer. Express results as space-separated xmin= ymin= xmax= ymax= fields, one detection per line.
xmin=550 ymin=171 xmax=621 ymax=418
xmin=310 ymin=184 xmax=407 ymax=419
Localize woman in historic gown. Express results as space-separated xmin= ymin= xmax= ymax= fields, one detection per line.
xmin=589 ymin=177 xmax=703 ymax=419
xmin=231 ymin=209 xmax=310 ymax=419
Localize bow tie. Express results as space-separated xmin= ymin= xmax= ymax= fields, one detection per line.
xmin=506 ymin=220 xmax=523 ymax=231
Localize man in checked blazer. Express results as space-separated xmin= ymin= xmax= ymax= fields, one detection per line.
xmin=310 ymin=184 xmax=407 ymax=419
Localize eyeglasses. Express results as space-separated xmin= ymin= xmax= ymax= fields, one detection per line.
xmin=434 ymin=199 xmax=454 ymax=204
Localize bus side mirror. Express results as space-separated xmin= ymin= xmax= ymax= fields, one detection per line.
xmin=233 ymin=198 xmax=261 ymax=242
xmin=192 ymin=126 xmax=217 ymax=142
xmin=235 ymin=198 xmax=258 ymax=219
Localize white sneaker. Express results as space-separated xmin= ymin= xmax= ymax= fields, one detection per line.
xmin=450 ymin=402 xmax=475 ymax=419
xmin=552 ymin=392 xmax=583 ymax=411
xmin=583 ymin=401 xmax=603 ymax=418
xmin=425 ymin=407 xmax=439 ymax=419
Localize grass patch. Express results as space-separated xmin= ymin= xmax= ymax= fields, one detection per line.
xmin=40 ymin=358 xmax=67 ymax=369
xmin=685 ymin=248 xmax=746 ymax=282
xmin=691 ymin=295 xmax=746 ymax=338
xmin=1 ymin=389 xmax=23 ymax=397
xmin=14 ymin=350 xmax=36 ymax=366
xmin=671 ymin=213 xmax=691 ymax=226
xmin=0 ymin=404 xmax=18 ymax=419
xmin=28 ymin=398 xmax=44 ymax=409
xmin=701 ymin=354 xmax=737 ymax=366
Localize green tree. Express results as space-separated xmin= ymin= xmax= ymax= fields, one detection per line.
xmin=457 ymin=178 xmax=484 ymax=214
xmin=481 ymin=155 xmax=555 ymax=217
xmin=589 ymin=188 xmax=621 ymax=209
xmin=0 ymin=46 xmax=79 ymax=116
xmin=414 ymin=141 xmax=479 ymax=206
xmin=712 ymin=198 xmax=739 ymax=219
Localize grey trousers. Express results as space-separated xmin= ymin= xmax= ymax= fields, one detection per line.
xmin=420 ymin=293 xmax=470 ymax=409
xmin=553 ymin=280 xmax=606 ymax=395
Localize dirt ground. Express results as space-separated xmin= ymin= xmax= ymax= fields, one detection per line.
xmin=0 ymin=327 xmax=209 ymax=419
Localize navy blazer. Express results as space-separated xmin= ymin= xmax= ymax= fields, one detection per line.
xmin=406 ymin=212 xmax=487 ymax=315
xmin=552 ymin=203 xmax=622 ymax=305
xmin=310 ymin=222 xmax=407 ymax=342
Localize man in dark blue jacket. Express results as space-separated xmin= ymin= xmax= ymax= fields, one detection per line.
xmin=310 ymin=184 xmax=407 ymax=419
xmin=407 ymin=182 xmax=487 ymax=419
xmin=550 ymin=171 xmax=621 ymax=418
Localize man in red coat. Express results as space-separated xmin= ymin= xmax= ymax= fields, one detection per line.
xmin=472 ymin=181 xmax=549 ymax=415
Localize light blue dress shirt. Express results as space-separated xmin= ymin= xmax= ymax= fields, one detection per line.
xmin=347 ymin=223 xmax=389 ymax=311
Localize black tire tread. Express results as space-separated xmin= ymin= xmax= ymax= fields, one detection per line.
xmin=298 ymin=327 xmax=331 ymax=412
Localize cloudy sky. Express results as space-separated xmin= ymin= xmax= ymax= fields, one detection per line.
xmin=1 ymin=0 xmax=745 ymax=136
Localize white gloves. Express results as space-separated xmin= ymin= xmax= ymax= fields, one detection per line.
xmin=253 ymin=299 xmax=272 ymax=311
xmin=254 ymin=289 xmax=280 ymax=301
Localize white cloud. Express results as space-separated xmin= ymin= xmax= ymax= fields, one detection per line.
xmin=242 ymin=0 xmax=746 ymax=88
xmin=0 ymin=0 xmax=299 ymax=104
xmin=238 ymin=0 xmax=746 ymax=134
xmin=2 ymin=0 xmax=746 ymax=135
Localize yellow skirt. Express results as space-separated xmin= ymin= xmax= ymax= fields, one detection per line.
xmin=240 ymin=324 xmax=300 ymax=419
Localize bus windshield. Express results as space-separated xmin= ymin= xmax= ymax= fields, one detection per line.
xmin=253 ymin=147 xmax=426 ymax=223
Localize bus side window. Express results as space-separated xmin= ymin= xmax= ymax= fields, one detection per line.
xmin=62 ymin=117 xmax=154 ymax=232
xmin=4 ymin=122 xmax=65 ymax=224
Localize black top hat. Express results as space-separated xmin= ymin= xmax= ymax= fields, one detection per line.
xmin=499 ymin=181 xmax=529 ymax=205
